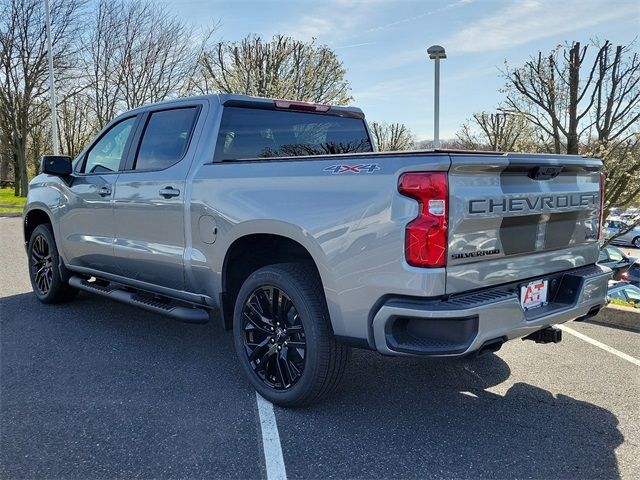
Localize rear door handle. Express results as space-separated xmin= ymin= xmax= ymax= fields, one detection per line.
xmin=98 ymin=186 xmax=112 ymax=197
xmin=159 ymin=186 xmax=180 ymax=199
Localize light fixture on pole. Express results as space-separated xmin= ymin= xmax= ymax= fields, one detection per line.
xmin=44 ymin=0 xmax=59 ymax=155
xmin=427 ymin=45 xmax=446 ymax=149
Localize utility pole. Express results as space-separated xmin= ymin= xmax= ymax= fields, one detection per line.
xmin=427 ymin=45 xmax=446 ymax=149
xmin=44 ymin=0 xmax=59 ymax=155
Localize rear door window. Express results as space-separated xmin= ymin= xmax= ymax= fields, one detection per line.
xmin=134 ymin=107 xmax=198 ymax=171
xmin=214 ymin=107 xmax=372 ymax=161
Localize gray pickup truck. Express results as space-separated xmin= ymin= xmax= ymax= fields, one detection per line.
xmin=24 ymin=94 xmax=611 ymax=406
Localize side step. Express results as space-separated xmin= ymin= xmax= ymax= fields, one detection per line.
xmin=68 ymin=276 xmax=209 ymax=324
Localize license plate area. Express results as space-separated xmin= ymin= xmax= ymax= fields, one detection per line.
xmin=520 ymin=279 xmax=549 ymax=311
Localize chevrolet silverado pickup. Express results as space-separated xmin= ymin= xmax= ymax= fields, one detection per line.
xmin=24 ymin=94 xmax=611 ymax=406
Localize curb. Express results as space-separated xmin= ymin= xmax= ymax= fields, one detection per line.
xmin=0 ymin=212 xmax=22 ymax=218
xmin=587 ymin=304 xmax=640 ymax=332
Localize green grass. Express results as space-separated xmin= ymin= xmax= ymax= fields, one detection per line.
xmin=609 ymin=298 xmax=638 ymax=309
xmin=0 ymin=188 xmax=25 ymax=214
xmin=0 ymin=207 xmax=22 ymax=214
xmin=0 ymin=188 xmax=26 ymax=208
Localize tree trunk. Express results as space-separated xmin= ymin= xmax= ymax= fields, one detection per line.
xmin=566 ymin=43 xmax=580 ymax=154
xmin=15 ymin=139 xmax=28 ymax=197
xmin=0 ymin=154 xmax=8 ymax=183
xmin=12 ymin=151 xmax=19 ymax=196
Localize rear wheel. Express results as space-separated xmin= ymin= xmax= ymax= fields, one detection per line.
xmin=28 ymin=224 xmax=78 ymax=304
xmin=633 ymin=237 xmax=640 ymax=248
xmin=233 ymin=263 xmax=349 ymax=407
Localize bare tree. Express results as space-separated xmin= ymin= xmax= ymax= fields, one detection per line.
xmin=81 ymin=0 xmax=205 ymax=129
xmin=117 ymin=2 xmax=200 ymax=110
xmin=194 ymin=34 xmax=352 ymax=105
xmin=0 ymin=131 xmax=12 ymax=185
xmin=0 ymin=0 xmax=84 ymax=196
xmin=83 ymin=0 xmax=124 ymax=129
xmin=456 ymin=112 xmax=536 ymax=151
xmin=56 ymin=92 xmax=95 ymax=157
xmin=370 ymin=122 xmax=413 ymax=151
xmin=501 ymin=40 xmax=640 ymax=213
xmin=502 ymin=42 xmax=605 ymax=154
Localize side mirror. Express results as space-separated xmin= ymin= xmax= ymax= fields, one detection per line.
xmin=41 ymin=155 xmax=72 ymax=176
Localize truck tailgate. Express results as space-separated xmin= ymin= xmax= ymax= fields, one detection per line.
xmin=446 ymin=153 xmax=602 ymax=294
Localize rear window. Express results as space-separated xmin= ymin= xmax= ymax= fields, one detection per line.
xmin=135 ymin=107 xmax=198 ymax=171
xmin=214 ymin=107 xmax=372 ymax=161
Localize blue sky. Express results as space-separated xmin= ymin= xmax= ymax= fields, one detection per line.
xmin=170 ymin=0 xmax=640 ymax=141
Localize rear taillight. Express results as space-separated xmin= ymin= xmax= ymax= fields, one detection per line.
xmin=598 ymin=172 xmax=606 ymax=239
xmin=621 ymin=272 xmax=629 ymax=280
xmin=398 ymin=172 xmax=448 ymax=268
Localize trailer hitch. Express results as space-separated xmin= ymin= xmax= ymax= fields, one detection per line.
xmin=522 ymin=326 xmax=562 ymax=344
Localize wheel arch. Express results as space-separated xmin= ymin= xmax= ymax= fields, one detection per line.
xmin=219 ymin=226 xmax=337 ymax=331
xmin=23 ymin=207 xmax=54 ymax=249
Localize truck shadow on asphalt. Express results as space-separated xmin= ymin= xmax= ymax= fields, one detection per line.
xmin=1 ymin=292 xmax=625 ymax=479
xmin=279 ymin=350 xmax=625 ymax=479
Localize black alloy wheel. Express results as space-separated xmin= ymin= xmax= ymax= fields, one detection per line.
xmin=232 ymin=263 xmax=349 ymax=407
xmin=28 ymin=223 xmax=78 ymax=304
xmin=241 ymin=286 xmax=306 ymax=390
xmin=30 ymin=233 xmax=53 ymax=295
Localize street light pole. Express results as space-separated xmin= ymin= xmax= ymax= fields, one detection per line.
xmin=427 ymin=45 xmax=446 ymax=149
xmin=44 ymin=0 xmax=59 ymax=155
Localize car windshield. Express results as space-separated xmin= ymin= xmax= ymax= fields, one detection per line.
xmin=606 ymin=247 xmax=624 ymax=262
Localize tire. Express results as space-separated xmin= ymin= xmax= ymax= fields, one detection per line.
xmin=232 ymin=263 xmax=349 ymax=407
xmin=633 ymin=237 xmax=640 ymax=248
xmin=28 ymin=224 xmax=78 ymax=304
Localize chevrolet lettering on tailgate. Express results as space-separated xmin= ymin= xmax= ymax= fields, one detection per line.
xmin=468 ymin=192 xmax=598 ymax=215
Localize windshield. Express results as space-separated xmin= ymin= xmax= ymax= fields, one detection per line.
xmin=214 ymin=107 xmax=373 ymax=161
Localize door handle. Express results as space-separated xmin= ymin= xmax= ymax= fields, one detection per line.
xmin=159 ymin=186 xmax=180 ymax=199
xmin=98 ymin=186 xmax=112 ymax=197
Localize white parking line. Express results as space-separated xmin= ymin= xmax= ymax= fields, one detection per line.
xmin=255 ymin=393 xmax=287 ymax=480
xmin=559 ymin=325 xmax=640 ymax=367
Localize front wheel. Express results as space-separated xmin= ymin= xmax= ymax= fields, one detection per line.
xmin=28 ymin=224 xmax=78 ymax=304
xmin=633 ymin=237 xmax=640 ymax=248
xmin=232 ymin=263 xmax=349 ymax=407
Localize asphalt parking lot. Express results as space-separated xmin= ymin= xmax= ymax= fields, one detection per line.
xmin=1 ymin=216 xmax=639 ymax=479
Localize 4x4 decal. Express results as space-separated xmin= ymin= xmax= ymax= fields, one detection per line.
xmin=324 ymin=164 xmax=380 ymax=174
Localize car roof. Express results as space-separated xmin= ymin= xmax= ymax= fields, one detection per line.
xmin=115 ymin=93 xmax=366 ymax=119
xmin=609 ymin=281 xmax=640 ymax=291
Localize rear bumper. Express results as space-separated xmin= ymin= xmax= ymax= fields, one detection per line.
xmin=371 ymin=264 xmax=612 ymax=356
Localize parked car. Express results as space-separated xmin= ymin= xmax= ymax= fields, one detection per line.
xmin=621 ymin=261 xmax=640 ymax=287
xmin=619 ymin=208 xmax=639 ymax=220
xmin=607 ymin=281 xmax=640 ymax=307
xmin=598 ymin=245 xmax=637 ymax=280
xmin=23 ymin=94 xmax=611 ymax=406
xmin=603 ymin=218 xmax=640 ymax=247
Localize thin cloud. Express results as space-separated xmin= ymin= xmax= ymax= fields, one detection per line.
xmin=361 ymin=0 xmax=475 ymax=34
xmin=286 ymin=16 xmax=336 ymax=40
xmin=334 ymin=42 xmax=378 ymax=49
xmin=445 ymin=0 xmax=639 ymax=54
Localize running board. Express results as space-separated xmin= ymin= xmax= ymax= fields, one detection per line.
xmin=68 ymin=276 xmax=209 ymax=324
